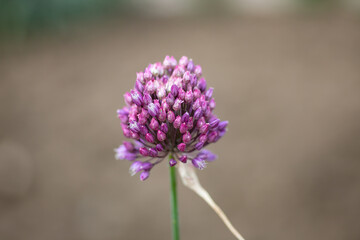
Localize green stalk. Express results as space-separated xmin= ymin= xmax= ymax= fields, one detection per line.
xmin=169 ymin=153 xmax=180 ymax=240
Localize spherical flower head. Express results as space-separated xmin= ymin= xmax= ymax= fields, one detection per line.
xmin=115 ymin=56 xmax=228 ymax=180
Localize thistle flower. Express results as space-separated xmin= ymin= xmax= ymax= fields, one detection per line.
xmin=115 ymin=56 xmax=228 ymax=181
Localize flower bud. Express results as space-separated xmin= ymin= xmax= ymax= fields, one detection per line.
xmin=207 ymin=131 xmax=218 ymax=143
xmin=178 ymin=88 xmax=185 ymax=100
xmin=192 ymin=158 xmax=207 ymax=170
xmin=209 ymin=98 xmax=216 ymax=109
xmin=161 ymin=99 xmax=170 ymax=111
xmin=187 ymin=117 xmax=194 ymax=130
xmin=199 ymin=134 xmax=207 ymax=143
xmin=171 ymin=85 xmax=179 ymax=97
xmin=198 ymin=78 xmax=207 ymax=92
xmin=160 ymin=123 xmax=168 ymax=133
xmin=123 ymin=141 xmax=135 ymax=152
xmin=173 ymin=98 xmax=183 ymax=111
xmin=183 ymin=71 xmax=191 ymax=83
xmin=139 ymin=147 xmax=149 ymax=156
xmin=135 ymin=80 xmax=144 ymax=92
xmin=209 ymin=118 xmax=220 ymax=129
xmin=187 ymin=60 xmax=194 ymax=72
xmin=145 ymin=133 xmax=155 ymax=143
xmin=194 ymin=108 xmax=203 ymax=120
xmin=169 ymin=158 xmax=177 ymax=167
xmin=167 ymin=111 xmax=175 ymax=123
xmin=147 ymin=103 xmax=159 ymax=117
xmin=130 ymin=90 xmax=143 ymax=106
xmin=129 ymin=120 xmax=140 ymax=133
xmin=143 ymin=93 xmax=152 ymax=105
xmin=182 ymin=131 xmax=191 ymax=144
xmin=193 ymin=88 xmax=201 ymax=99
xmin=156 ymin=144 xmax=164 ymax=152
xmin=196 ymin=117 xmax=206 ymax=129
xmin=181 ymin=112 xmax=190 ymax=123
xmin=148 ymin=148 xmax=158 ymax=157
xmin=145 ymin=80 xmax=156 ymax=94
xmin=180 ymin=123 xmax=188 ymax=134
xmin=138 ymin=114 xmax=147 ymax=125
xmin=177 ymin=143 xmax=186 ymax=152
xmin=205 ymin=87 xmax=214 ymax=100
xmin=157 ymin=130 xmax=166 ymax=142
xmin=139 ymin=125 xmax=148 ymax=135
xmin=149 ymin=118 xmax=159 ymax=131
xmin=179 ymin=56 xmax=189 ymax=66
xmin=129 ymin=161 xmax=142 ymax=176
xmin=218 ymin=121 xmax=229 ymax=131
xmin=185 ymin=90 xmax=193 ymax=103
xmin=156 ymin=86 xmax=166 ymax=99
xmin=166 ymin=93 xmax=175 ymax=106
xmin=140 ymin=171 xmax=150 ymax=181
xmin=173 ymin=116 xmax=181 ymax=129
xmin=136 ymin=72 xmax=145 ymax=84
xmin=179 ymin=155 xmax=187 ymax=163
xmin=195 ymin=142 xmax=204 ymax=150
xmin=192 ymin=98 xmax=201 ymax=110
xmin=124 ymin=92 xmax=133 ymax=106
xmin=199 ymin=123 xmax=210 ymax=134
xmin=130 ymin=131 xmax=140 ymax=140
xmin=141 ymin=162 xmax=153 ymax=171
xmin=194 ymin=65 xmax=202 ymax=77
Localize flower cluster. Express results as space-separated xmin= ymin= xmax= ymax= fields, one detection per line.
xmin=115 ymin=56 xmax=228 ymax=180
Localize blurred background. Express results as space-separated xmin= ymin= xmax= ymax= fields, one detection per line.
xmin=0 ymin=0 xmax=360 ymax=240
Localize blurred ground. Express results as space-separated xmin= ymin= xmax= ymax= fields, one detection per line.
xmin=0 ymin=15 xmax=360 ymax=240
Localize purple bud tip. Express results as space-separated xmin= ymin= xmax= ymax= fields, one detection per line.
xmin=177 ymin=143 xmax=186 ymax=152
xmin=169 ymin=158 xmax=177 ymax=167
xmin=140 ymin=171 xmax=150 ymax=181
xmin=179 ymin=155 xmax=187 ymax=163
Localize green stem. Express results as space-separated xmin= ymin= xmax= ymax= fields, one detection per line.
xmin=169 ymin=153 xmax=180 ymax=240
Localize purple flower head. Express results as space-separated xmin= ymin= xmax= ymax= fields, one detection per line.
xmin=115 ymin=56 xmax=228 ymax=180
